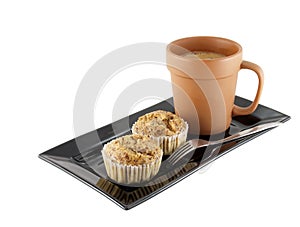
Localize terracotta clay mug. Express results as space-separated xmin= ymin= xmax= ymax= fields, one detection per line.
xmin=166 ymin=36 xmax=264 ymax=135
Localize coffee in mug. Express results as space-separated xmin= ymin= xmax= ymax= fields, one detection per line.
xmin=182 ymin=50 xmax=225 ymax=59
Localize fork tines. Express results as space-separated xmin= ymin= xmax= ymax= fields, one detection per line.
xmin=168 ymin=142 xmax=194 ymax=164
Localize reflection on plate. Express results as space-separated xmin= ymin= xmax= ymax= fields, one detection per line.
xmin=39 ymin=96 xmax=290 ymax=210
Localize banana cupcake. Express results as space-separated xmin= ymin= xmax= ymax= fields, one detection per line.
xmin=101 ymin=134 xmax=163 ymax=185
xmin=132 ymin=110 xmax=188 ymax=155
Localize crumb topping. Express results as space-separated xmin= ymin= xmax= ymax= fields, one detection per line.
xmin=103 ymin=134 xmax=162 ymax=165
xmin=132 ymin=110 xmax=186 ymax=137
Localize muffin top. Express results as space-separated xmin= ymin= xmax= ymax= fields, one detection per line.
xmin=103 ymin=134 xmax=162 ymax=165
xmin=132 ymin=110 xmax=186 ymax=137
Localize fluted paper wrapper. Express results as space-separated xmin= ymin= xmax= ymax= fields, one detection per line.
xmin=101 ymin=149 xmax=162 ymax=185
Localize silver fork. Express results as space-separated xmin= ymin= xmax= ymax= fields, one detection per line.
xmin=167 ymin=120 xmax=283 ymax=166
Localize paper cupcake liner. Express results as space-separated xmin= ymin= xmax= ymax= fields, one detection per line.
xmin=132 ymin=121 xmax=188 ymax=155
xmin=101 ymin=148 xmax=162 ymax=185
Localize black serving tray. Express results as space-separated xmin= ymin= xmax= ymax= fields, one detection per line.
xmin=39 ymin=96 xmax=290 ymax=210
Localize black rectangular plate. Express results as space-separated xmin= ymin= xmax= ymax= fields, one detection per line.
xmin=39 ymin=96 xmax=290 ymax=210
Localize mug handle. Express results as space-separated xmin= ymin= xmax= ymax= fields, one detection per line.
xmin=232 ymin=61 xmax=264 ymax=116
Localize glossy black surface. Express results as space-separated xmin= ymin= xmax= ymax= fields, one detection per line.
xmin=39 ymin=96 xmax=290 ymax=210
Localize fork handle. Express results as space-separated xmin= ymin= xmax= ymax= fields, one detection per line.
xmin=210 ymin=121 xmax=282 ymax=146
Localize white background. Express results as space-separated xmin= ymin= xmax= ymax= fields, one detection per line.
xmin=1 ymin=0 xmax=299 ymax=226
